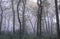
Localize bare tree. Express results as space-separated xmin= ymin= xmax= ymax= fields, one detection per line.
xmin=55 ymin=0 xmax=60 ymax=39
xmin=22 ymin=0 xmax=26 ymax=35
xmin=37 ymin=0 xmax=43 ymax=37
xmin=0 ymin=0 xmax=3 ymax=34
xmin=11 ymin=0 xmax=15 ymax=35
xmin=27 ymin=16 xmax=35 ymax=33
xmin=17 ymin=0 xmax=22 ymax=38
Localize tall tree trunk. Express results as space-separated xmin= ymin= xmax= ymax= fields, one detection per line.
xmin=17 ymin=0 xmax=22 ymax=38
xmin=55 ymin=0 xmax=60 ymax=39
xmin=0 ymin=0 xmax=3 ymax=34
xmin=37 ymin=0 xmax=42 ymax=37
xmin=22 ymin=0 xmax=26 ymax=35
xmin=11 ymin=0 xmax=15 ymax=35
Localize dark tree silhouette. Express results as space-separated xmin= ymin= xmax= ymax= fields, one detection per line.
xmin=55 ymin=0 xmax=60 ymax=39
xmin=37 ymin=0 xmax=43 ymax=37
xmin=22 ymin=0 xmax=26 ymax=35
xmin=0 ymin=0 xmax=3 ymax=34
xmin=11 ymin=0 xmax=15 ymax=35
xmin=17 ymin=0 xmax=22 ymax=38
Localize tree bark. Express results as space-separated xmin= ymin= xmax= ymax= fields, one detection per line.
xmin=11 ymin=0 xmax=15 ymax=35
xmin=37 ymin=0 xmax=42 ymax=37
xmin=0 ymin=0 xmax=3 ymax=34
xmin=22 ymin=0 xmax=26 ymax=35
xmin=55 ymin=0 xmax=60 ymax=39
xmin=17 ymin=0 xmax=22 ymax=38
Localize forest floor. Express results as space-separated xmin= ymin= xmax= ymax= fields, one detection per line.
xmin=0 ymin=32 xmax=57 ymax=39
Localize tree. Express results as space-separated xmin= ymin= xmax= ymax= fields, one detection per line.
xmin=11 ymin=0 xmax=15 ymax=35
xmin=37 ymin=0 xmax=43 ymax=37
xmin=17 ymin=0 xmax=22 ymax=38
xmin=22 ymin=0 xmax=26 ymax=35
xmin=55 ymin=0 xmax=60 ymax=39
xmin=0 ymin=0 xmax=3 ymax=34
